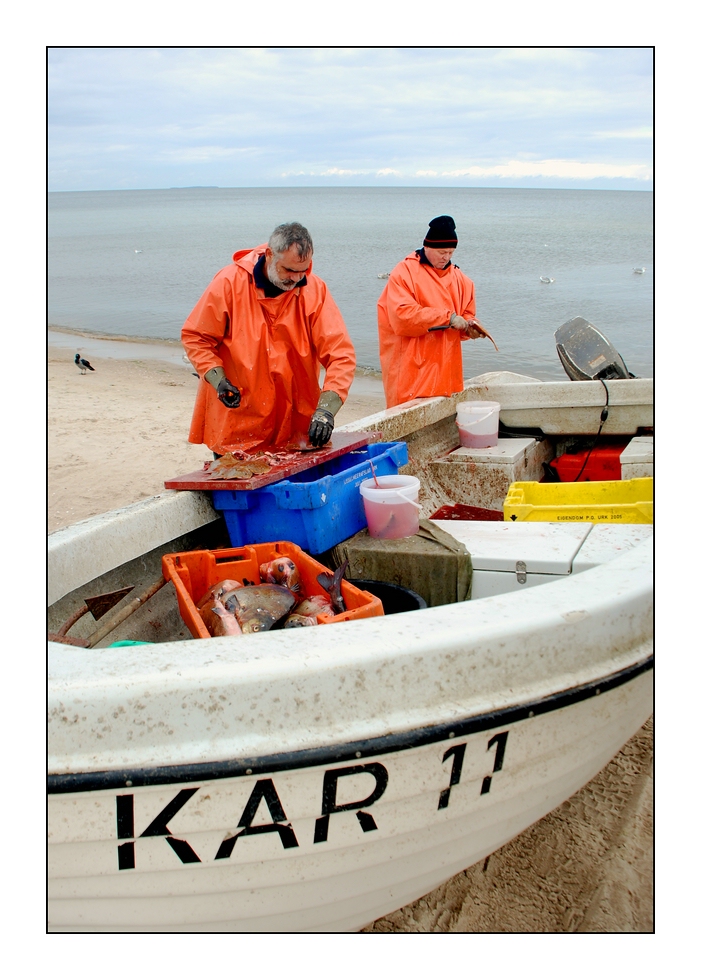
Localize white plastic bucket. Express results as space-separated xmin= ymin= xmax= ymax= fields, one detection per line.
xmin=359 ymin=475 xmax=421 ymax=539
xmin=456 ymin=400 xmax=500 ymax=448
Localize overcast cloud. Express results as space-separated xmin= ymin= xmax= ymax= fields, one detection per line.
xmin=48 ymin=47 xmax=653 ymax=191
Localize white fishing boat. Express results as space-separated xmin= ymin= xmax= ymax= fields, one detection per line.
xmin=48 ymin=365 xmax=653 ymax=933
xmin=540 ymin=276 xmax=555 ymax=283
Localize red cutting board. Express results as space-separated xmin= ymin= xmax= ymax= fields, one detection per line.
xmin=164 ymin=431 xmax=382 ymax=491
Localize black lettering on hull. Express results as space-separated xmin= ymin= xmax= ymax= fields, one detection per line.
xmin=314 ymin=763 xmax=388 ymax=843
xmin=481 ymin=731 xmax=509 ymax=795
xmin=215 ymin=778 xmax=299 ymax=858
xmin=437 ymin=743 xmax=467 ymax=810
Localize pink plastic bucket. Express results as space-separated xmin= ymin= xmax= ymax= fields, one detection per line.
xmin=359 ymin=475 xmax=421 ymax=539
xmin=456 ymin=401 xmax=500 ymax=448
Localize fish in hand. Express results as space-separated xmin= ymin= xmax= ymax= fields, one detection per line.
xmin=464 ymin=318 xmax=499 ymax=351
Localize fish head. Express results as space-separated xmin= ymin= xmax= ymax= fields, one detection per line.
xmin=260 ymin=557 xmax=301 ymax=591
xmin=283 ymin=614 xmax=318 ymax=628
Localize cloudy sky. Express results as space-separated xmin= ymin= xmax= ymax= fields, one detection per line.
xmin=48 ymin=47 xmax=653 ymax=192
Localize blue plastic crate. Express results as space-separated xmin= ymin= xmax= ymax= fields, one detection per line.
xmin=211 ymin=441 xmax=409 ymax=553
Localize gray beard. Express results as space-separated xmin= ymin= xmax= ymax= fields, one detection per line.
xmin=266 ymin=260 xmax=297 ymax=291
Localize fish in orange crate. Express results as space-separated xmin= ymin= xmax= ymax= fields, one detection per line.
xmin=226 ymin=584 xmax=297 ymax=633
xmin=316 ymin=560 xmax=348 ymax=614
xmin=196 ymin=579 xmax=244 ymax=637
xmin=259 ymin=556 xmax=302 ymax=593
xmin=209 ymin=595 xmax=243 ymax=636
xmin=284 ymin=594 xmax=335 ymax=628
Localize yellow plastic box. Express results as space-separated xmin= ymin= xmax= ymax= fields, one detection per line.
xmin=503 ymin=477 xmax=653 ymax=524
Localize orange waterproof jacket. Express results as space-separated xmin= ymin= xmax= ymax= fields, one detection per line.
xmin=182 ymin=245 xmax=356 ymax=453
xmin=377 ymin=251 xmax=476 ymax=408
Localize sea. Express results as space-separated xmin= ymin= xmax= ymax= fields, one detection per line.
xmin=48 ymin=187 xmax=653 ymax=382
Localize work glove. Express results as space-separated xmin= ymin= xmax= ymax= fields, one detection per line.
xmin=308 ymin=410 xmax=334 ymax=448
xmin=205 ymin=366 xmax=241 ymax=409
xmin=308 ymin=390 xmax=343 ymax=448
xmin=216 ymin=377 xmax=241 ymax=408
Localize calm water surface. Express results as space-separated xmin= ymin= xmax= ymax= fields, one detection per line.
xmin=48 ymin=187 xmax=653 ymax=381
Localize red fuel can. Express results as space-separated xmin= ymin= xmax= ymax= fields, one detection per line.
xmin=549 ymin=441 xmax=628 ymax=482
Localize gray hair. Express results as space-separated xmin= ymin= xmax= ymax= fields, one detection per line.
xmin=269 ymin=222 xmax=313 ymax=260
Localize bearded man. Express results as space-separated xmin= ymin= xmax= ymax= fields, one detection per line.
xmin=182 ymin=221 xmax=356 ymax=454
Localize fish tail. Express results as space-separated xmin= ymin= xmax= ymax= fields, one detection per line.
xmin=316 ymin=560 xmax=348 ymax=613
xmin=333 ymin=559 xmax=349 ymax=592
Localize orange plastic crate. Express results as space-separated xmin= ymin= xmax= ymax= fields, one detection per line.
xmin=162 ymin=541 xmax=384 ymax=639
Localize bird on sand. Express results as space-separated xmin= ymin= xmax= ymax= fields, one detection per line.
xmin=75 ymin=353 xmax=95 ymax=375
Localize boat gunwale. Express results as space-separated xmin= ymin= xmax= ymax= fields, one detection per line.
xmin=48 ymin=653 xmax=652 ymax=794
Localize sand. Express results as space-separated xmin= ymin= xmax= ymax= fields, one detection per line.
xmin=48 ymin=338 xmax=653 ymax=932
xmin=49 ymin=341 xmax=386 ymax=533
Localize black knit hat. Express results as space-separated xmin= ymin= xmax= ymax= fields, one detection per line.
xmin=423 ymin=215 xmax=458 ymax=248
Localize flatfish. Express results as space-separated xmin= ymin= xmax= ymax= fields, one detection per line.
xmin=208 ymin=453 xmax=273 ymax=480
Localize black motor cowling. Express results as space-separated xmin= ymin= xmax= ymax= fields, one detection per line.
xmin=555 ymin=316 xmax=634 ymax=381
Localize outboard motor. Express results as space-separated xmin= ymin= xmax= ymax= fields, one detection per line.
xmin=555 ymin=316 xmax=634 ymax=381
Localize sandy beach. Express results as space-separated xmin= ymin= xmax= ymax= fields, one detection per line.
xmin=48 ymin=335 xmax=652 ymax=932
xmin=48 ymin=337 xmax=386 ymax=534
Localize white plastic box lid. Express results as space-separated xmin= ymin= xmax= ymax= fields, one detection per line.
xmin=620 ymin=436 xmax=653 ymax=465
xmin=570 ymin=524 xmax=653 ymax=572
xmin=432 ymin=519 xmax=592 ymax=574
xmin=447 ymin=437 xmax=536 ymax=465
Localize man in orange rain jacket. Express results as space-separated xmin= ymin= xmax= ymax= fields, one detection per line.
xmin=377 ymin=214 xmax=489 ymax=409
xmin=182 ymin=222 xmax=356 ymax=455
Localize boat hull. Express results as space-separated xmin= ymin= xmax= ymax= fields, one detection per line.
xmin=49 ymin=663 xmax=650 ymax=932
xmin=48 ymin=383 xmax=654 ymax=932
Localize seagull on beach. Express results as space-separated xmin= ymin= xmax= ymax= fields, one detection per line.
xmin=75 ymin=353 xmax=95 ymax=375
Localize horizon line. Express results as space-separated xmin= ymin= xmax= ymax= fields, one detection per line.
xmin=48 ymin=184 xmax=654 ymax=194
